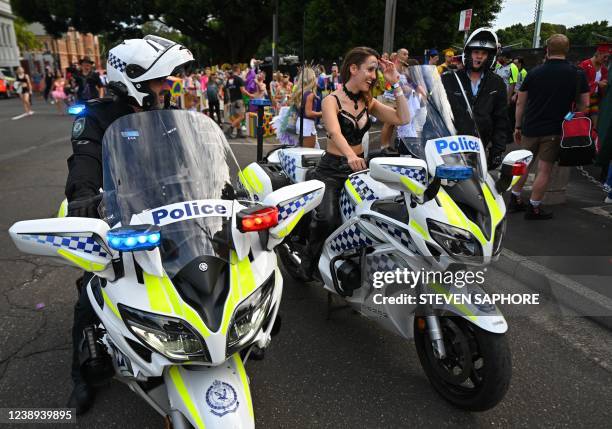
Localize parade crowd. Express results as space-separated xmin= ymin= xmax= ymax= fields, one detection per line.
xmin=10 ymin=32 xmax=612 ymax=206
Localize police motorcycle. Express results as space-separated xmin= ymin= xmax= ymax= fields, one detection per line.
xmin=243 ymin=65 xmax=533 ymax=411
xmin=9 ymin=110 xmax=324 ymax=428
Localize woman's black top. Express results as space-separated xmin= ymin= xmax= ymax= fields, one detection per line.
xmin=330 ymin=94 xmax=371 ymax=146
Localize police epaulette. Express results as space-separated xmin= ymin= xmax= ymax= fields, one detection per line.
xmin=84 ymin=96 xmax=114 ymax=107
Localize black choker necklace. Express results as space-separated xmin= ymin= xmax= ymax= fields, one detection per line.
xmin=343 ymin=85 xmax=361 ymax=110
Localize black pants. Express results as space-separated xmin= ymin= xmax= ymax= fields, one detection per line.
xmin=308 ymin=152 xmax=358 ymax=262
xmin=208 ymin=98 xmax=221 ymax=124
xmin=71 ymin=272 xmax=99 ymax=384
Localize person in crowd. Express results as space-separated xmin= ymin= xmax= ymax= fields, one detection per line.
xmin=579 ymin=43 xmax=609 ymax=129
xmin=496 ymin=49 xmax=519 ymax=105
xmin=329 ymin=62 xmax=342 ymax=91
xmin=74 ymin=57 xmax=104 ymax=102
xmin=296 ymin=47 xmax=410 ymax=281
xmin=225 ymin=64 xmax=256 ymax=138
xmin=441 ymin=28 xmax=509 ymax=170
xmin=43 ymin=67 xmax=55 ymax=102
xmin=292 ymin=66 xmax=322 ymax=148
xmin=381 ymin=47 xmax=410 ymax=149
xmin=13 ymin=66 xmax=33 ymax=118
xmin=427 ymin=49 xmax=439 ymax=66
xmin=206 ymin=72 xmax=223 ymax=125
xmin=513 ymin=56 xmax=528 ymax=93
xmin=270 ymin=71 xmax=282 ymax=111
xmin=510 ymin=34 xmax=590 ymax=219
xmin=437 ymin=49 xmax=456 ymax=74
xmin=51 ymin=74 xmax=68 ymax=114
xmin=277 ymin=73 xmax=292 ymax=107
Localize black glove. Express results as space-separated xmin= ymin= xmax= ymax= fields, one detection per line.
xmin=67 ymin=194 xmax=102 ymax=218
xmin=488 ymin=152 xmax=504 ymax=170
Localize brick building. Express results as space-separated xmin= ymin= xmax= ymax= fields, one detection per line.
xmin=23 ymin=22 xmax=102 ymax=78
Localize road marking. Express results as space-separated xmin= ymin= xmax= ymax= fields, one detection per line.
xmin=11 ymin=112 xmax=29 ymax=121
xmin=582 ymin=205 xmax=612 ymax=220
xmin=0 ymin=136 xmax=66 ymax=163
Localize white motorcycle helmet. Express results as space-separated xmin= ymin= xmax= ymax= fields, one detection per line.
xmin=462 ymin=28 xmax=499 ymax=72
xmin=106 ymin=35 xmax=194 ymax=109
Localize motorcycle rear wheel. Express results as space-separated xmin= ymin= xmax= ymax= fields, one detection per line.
xmin=414 ymin=315 xmax=511 ymax=411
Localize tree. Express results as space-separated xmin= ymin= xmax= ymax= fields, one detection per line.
xmin=566 ymin=21 xmax=611 ymax=45
xmin=273 ymin=0 xmax=503 ymax=62
xmin=13 ymin=17 xmax=42 ymax=51
xmin=10 ymin=0 xmax=273 ymax=63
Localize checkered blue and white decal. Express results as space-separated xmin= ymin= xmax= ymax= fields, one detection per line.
xmin=373 ymin=219 xmax=420 ymax=255
xmin=367 ymin=253 xmax=401 ymax=278
xmin=279 ymin=151 xmax=297 ymax=182
xmin=277 ymin=190 xmax=321 ymax=221
xmin=20 ymin=234 xmax=109 ymax=258
xmin=348 ymin=175 xmax=378 ymax=202
xmin=107 ymin=53 xmax=127 ymax=73
xmin=339 ymin=190 xmax=355 ymax=219
xmin=329 ymin=224 xmax=375 ymax=253
xmin=382 ymin=165 xmax=427 ymax=185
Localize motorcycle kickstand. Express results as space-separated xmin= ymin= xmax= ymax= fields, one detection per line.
xmin=326 ymin=291 xmax=350 ymax=320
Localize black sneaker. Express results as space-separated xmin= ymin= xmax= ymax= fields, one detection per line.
xmin=508 ymin=194 xmax=527 ymax=212
xmin=524 ymin=203 xmax=553 ymax=220
xmin=236 ymin=130 xmax=246 ymax=139
xmin=224 ymin=128 xmax=235 ymax=139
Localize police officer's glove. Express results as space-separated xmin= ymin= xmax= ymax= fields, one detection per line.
xmin=488 ymin=152 xmax=504 ymax=171
xmin=67 ymin=194 xmax=102 ymax=218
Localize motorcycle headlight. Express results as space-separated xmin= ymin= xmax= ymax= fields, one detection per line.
xmin=119 ymin=304 xmax=210 ymax=362
xmin=427 ymin=219 xmax=482 ymax=259
xmin=226 ymin=273 xmax=275 ymax=356
xmin=492 ymin=218 xmax=506 ymax=256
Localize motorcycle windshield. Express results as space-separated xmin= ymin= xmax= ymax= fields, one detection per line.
xmin=101 ymin=110 xmax=252 ymax=276
xmin=396 ymin=65 xmax=484 ymax=179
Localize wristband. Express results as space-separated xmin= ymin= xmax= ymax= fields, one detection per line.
xmin=393 ymin=88 xmax=404 ymax=98
xmin=515 ymin=126 xmax=521 ymax=130
xmin=391 ymin=82 xmax=401 ymax=90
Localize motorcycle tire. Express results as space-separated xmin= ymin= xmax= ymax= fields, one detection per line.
xmin=414 ymin=315 xmax=511 ymax=411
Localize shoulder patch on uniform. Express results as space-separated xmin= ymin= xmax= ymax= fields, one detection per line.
xmin=72 ymin=117 xmax=86 ymax=139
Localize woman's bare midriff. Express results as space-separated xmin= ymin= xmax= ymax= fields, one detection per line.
xmin=326 ymin=142 xmax=363 ymax=157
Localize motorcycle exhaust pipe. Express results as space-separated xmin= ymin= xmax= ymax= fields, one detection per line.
xmin=79 ymin=326 xmax=114 ymax=386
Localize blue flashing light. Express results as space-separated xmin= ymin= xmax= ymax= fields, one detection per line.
xmin=436 ymin=165 xmax=473 ymax=181
xmin=68 ymin=104 xmax=86 ymax=115
xmin=107 ymin=225 xmax=162 ymax=252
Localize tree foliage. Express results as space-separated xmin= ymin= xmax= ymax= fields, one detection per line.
xmin=11 ymin=0 xmax=609 ymax=65
xmin=497 ymin=21 xmax=611 ymax=48
xmin=13 ymin=17 xmax=42 ymax=51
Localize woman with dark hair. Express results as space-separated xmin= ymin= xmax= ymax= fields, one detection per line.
xmin=297 ymin=46 xmax=410 ymax=280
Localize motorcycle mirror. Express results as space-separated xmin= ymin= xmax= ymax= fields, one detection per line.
xmin=494 ymin=150 xmax=533 ymax=193
xmin=369 ymin=157 xmax=429 ymax=201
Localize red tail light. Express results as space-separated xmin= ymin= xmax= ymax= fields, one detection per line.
xmin=512 ymin=162 xmax=527 ymax=176
xmin=237 ymin=206 xmax=279 ymax=232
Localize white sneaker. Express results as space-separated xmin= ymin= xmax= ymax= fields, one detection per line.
xmin=605 ymin=196 xmax=612 ymax=204
xmin=28 ymin=111 xmax=34 ymax=115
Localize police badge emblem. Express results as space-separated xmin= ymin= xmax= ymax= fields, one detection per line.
xmin=205 ymin=380 xmax=239 ymax=417
xmin=72 ymin=117 xmax=86 ymax=138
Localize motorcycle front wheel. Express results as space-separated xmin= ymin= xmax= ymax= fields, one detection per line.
xmin=414 ymin=315 xmax=512 ymax=411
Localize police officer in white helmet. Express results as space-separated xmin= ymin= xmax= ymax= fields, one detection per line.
xmin=441 ymin=28 xmax=509 ymax=170
xmin=65 ymin=35 xmax=194 ymax=414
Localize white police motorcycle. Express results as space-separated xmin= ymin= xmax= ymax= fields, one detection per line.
xmin=244 ymin=65 xmax=533 ymax=411
xmin=9 ymin=110 xmax=324 ymax=428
